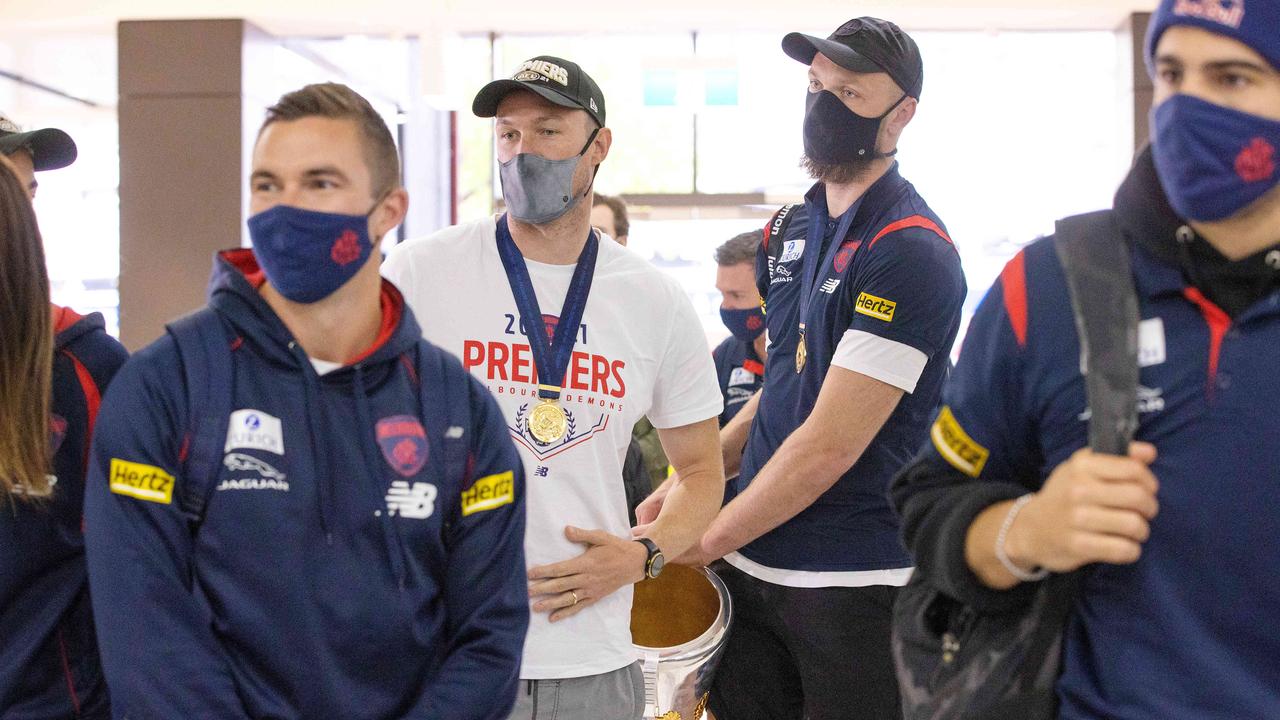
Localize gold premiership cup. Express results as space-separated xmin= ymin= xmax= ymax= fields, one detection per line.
xmin=631 ymin=564 xmax=733 ymax=720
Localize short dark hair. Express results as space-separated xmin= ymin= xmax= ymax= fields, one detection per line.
xmin=260 ymin=83 xmax=400 ymax=199
xmin=592 ymin=193 xmax=629 ymax=238
xmin=715 ymin=229 xmax=762 ymax=266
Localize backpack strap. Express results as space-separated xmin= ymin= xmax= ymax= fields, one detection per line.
xmin=760 ymin=203 xmax=801 ymax=302
xmin=1053 ymin=211 xmax=1140 ymax=455
xmin=417 ymin=342 xmax=472 ymax=544
xmin=166 ymin=309 xmax=234 ymax=523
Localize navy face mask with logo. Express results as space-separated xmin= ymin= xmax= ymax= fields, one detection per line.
xmin=720 ymin=305 xmax=766 ymax=343
xmin=803 ymin=89 xmax=905 ymax=165
xmin=1152 ymin=93 xmax=1280 ymax=223
xmin=247 ymin=202 xmax=379 ymax=303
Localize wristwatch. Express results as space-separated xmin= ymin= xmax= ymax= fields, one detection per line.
xmin=635 ymin=538 xmax=665 ymax=579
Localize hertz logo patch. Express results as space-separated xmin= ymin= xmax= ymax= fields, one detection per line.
xmin=855 ymin=292 xmax=896 ymax=322
xmin=930 ymin=407 xmax=989 ymax=478
xmin=109 ymin=459 xmax=175 ymax=504
xmin=461 ymin=471 xmax=515 ymax=516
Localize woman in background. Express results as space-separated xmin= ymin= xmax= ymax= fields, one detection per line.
xmin=0 ymin=154 xmax=127 ymax=718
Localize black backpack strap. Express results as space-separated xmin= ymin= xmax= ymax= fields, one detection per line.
xmin=1053 ymin=211 xmax=1141 ymax=454
xmin=166 ymin=309 xmax=234 ymax=523
xmin=761 ymin=203 xmax=801 ymax=301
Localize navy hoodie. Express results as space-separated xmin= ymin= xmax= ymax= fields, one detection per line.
xmin=2 ymin=307 xmax=127 ymax=719
xmin=84 ymin=250 xmax=529 ymax=719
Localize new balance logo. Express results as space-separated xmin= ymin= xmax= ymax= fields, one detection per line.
xmin=385 ymin=481 xmax=437 ymax=519
xmin=820 ymin=278 xmax=840 ymax=294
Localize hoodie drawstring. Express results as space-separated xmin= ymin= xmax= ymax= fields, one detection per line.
xmin=291 ymin=341 xmax=336 ymax=545
xmin=352 ymin=363 xmax=410 ymax=592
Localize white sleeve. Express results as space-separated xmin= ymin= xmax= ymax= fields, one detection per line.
xmin=381 ymin=243 xmax=415 ymax=294
xmin=830 ymin=329 xmax=928 ymax=393
xmin=647 ymin=286 xmax=724 ymax=429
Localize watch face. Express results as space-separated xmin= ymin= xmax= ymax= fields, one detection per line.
xmin=649 ymin=552 xmax=665 ymax=578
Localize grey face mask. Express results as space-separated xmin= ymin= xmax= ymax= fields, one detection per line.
xmin=499 ymin=128 xmax=599 ymax=225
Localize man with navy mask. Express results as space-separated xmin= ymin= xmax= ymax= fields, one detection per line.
xmin=711 ymin=230 xmax=766 ymax=428
xmin=85 ymin=83 xmax=529 ymax=719
xmin=384 ymin=57 xmax=724 ymax=720
xmin=651 ymin=18 xmax=966 ymax=719
xmin=893 ymin=1 xmax=1280 ymax=717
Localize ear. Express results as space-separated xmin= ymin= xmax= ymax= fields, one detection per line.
xmin=590 ymin=126 xmax=612 ymax=165
xmin=888 ymin=97 xmax=917 ymax=135
xmin=370 ymin=187 xmax=410 ymax=242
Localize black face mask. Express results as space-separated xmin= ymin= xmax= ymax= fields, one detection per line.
xmin=802 ymin=89 xmax=905 ymax=165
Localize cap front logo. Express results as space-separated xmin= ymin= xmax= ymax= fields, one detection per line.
xmin=514 ymin=60 xmax=570 ymax=87
xmin=1172 ymin=0 xmax=1245 ymax=28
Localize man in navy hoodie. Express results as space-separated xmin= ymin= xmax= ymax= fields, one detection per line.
xmin=84 ymin=83 xmax=529 ymax=719
xmin=893 ymin=1 xmax=1280 ymax=717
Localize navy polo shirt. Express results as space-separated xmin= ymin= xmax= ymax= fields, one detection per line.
xmin=712 ymin=336 xmax=763 ymax=428
xmin=734 ymin=165 xmax=966 ymax=574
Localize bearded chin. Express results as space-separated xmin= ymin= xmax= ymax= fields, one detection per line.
xmin=799 ymin=153 xmax=878 ymax=185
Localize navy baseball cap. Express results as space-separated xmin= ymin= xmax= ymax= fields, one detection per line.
xmin=783 ymin=17 xmax=924 ymax=99
xmin=473 ymin=55 xmax=606 ymax=128
xmin=0 ymin=112 xmax=77 ymax=171
xmin=1146 ymin=0 xmax=1280 ymax=72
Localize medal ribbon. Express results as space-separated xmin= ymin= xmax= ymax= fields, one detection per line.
xmin=798 ymin=197 xmax=860 ymax=337
xmin=495 ymin=214 xmax=598 ymax=401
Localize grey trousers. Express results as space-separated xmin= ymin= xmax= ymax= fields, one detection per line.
xmin=506 ymin=662 xmax=645 ymax=720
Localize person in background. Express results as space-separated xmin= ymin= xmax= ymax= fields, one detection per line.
xmin=711 ymin=230 xmax=767 ymax=428
xmin=590 ymin=192 xmax=629 ymax=247
xmin=0 ymin=148 xmax=127 ymax=719
xmin=0 ymin=111 xmax=78 ymax=199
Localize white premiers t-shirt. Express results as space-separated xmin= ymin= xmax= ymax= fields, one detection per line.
xmin=383 ymin=216 xmax=723 ymax=679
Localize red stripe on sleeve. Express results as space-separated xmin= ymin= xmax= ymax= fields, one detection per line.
xmin=868 ymin=215 xmax=954 ymax=248
xmin=1000 ymin=251 xmax=1029 ymax=349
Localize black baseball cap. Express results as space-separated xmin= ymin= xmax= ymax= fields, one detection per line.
xmin=473 ymin=55 xmax=606 ymax=128
xmin=782 ymin=17 xmax=924 ymax=99
xmin=0 ymin=112 xmax=77 ymax=171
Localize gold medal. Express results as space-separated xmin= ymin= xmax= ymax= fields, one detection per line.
xmin=795 ymin=327 xmax=807 ymax=373
xmin=529 ymin=398 xmax=568 ymax=444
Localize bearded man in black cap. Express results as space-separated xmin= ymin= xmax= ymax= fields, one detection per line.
xmin=650 ymin=18 xmax=967 ymax=719
xmin=384 ymin=56 xmax=725 ymax=720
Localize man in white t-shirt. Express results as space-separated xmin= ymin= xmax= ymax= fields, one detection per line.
xmin=383 ymin=55 xmax=725 ymax=720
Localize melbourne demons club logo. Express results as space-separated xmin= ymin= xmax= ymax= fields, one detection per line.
xmin=1172 ymin=0 xmax=1245 ymax=28
xmin=331 ymin=229 xmax=363 ymax=266
xmin=376 ymin=415 xmax=429 ymax=477
xmin=833 ymin=240 xmax=862 ymax=273
xmin=1236 ymin=137 xmax=1276 ymax=183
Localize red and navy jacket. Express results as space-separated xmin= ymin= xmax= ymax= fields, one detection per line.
xmin=892 ymin=148 xmax=1280 ymax=718
xmin=1 ymin=307 xmax=127 ymax=719
xmin=711 ymin=336 xmax=763 ymax=428
xmin=736 ymin=164 xmax=966 ymax=572
xmin=83 ymin=250 xmax=529 ymax=720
